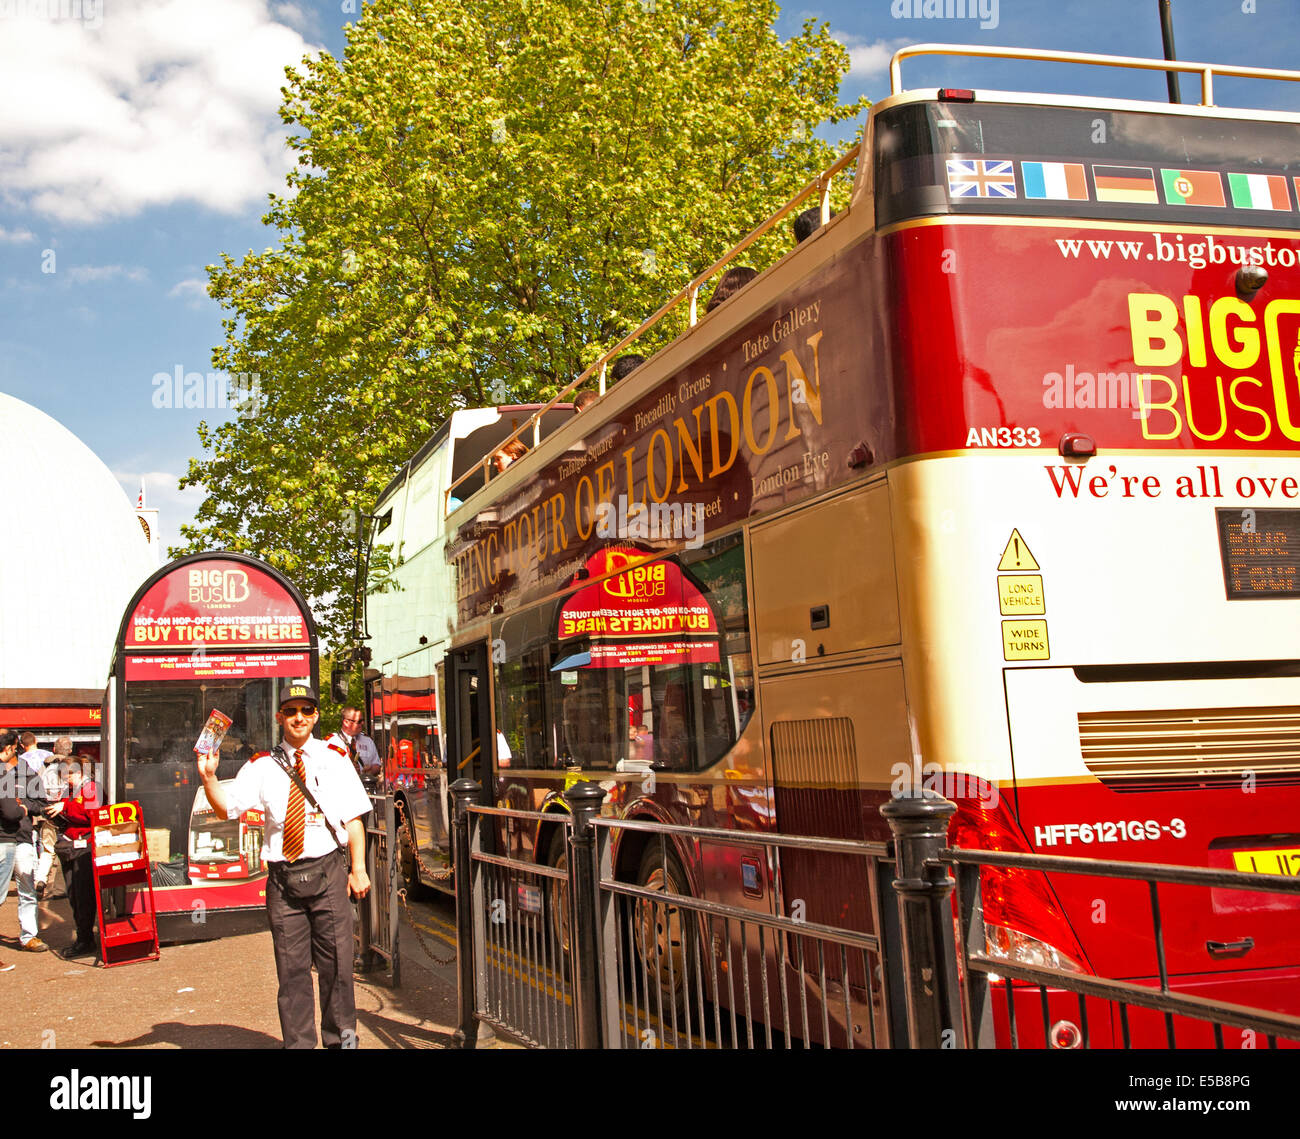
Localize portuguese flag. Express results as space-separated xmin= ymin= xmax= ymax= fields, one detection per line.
xmin=1227 ymin=172 xmax=1291 ymax=211
xmin=1161 ymin=169 xmax=1226 ymax=207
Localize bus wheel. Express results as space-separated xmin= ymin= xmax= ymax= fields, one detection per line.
xmin=634 ymin=841 xmax=696 ymax=1023
xmin=397 ymin=817 xmax=429 ymax=901
xmin=546 ymin=828 xmax=572 ymax=978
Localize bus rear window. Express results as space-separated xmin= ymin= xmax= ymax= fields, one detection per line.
xmin=874 ymin=101 xmax=1300 ymax=230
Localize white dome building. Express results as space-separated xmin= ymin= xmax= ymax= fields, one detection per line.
xmin=0 ymin=392 xmax=155 ymax=749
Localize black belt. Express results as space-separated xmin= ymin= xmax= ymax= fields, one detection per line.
xmin=269 ymin=849 xmax=344 ymax=872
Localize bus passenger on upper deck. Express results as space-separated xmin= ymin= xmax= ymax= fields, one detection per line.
xmin=491 ymin=438 xmax=527 ymax=472
xmin=611 ymin=354 xmax=644 ymax=383
xmin=705 ymin=267 xmax=758 ymax=313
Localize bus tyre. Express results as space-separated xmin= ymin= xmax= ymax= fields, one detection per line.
xmin=634 ymin=842 xmax=697 ymax=1023
xmin=546 ymin=827 xmax=573 ymax=980
xmin=398 ymin=816 xmax=429 ymax=901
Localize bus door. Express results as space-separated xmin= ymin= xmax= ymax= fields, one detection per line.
xmin=445 ymin=642 xmax=496 ymax=824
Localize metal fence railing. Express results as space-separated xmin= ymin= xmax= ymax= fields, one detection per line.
xmin=447 ymin=780 xmax=1300 ymax=1051
xmin=458 ymin=804 xmax=576 ymax=1048
xmin=946 ymin=845 xmax=1300 ymax=1050
xmin=357 ymin=793 xmax=399 ymax=987
xmin=595 ymin=818 xmax=895 ymax=1049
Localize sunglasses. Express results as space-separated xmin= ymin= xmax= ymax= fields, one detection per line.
xmin=281 ymin=705 xmax=318 ymax=717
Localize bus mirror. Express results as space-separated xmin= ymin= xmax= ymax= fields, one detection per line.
xmin=330 ymin=666 xmax=350 ymax=703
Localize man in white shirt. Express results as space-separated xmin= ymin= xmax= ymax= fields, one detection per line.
xmin=325 ymin=706 xmax=381 ymax=787
xmin=196 ymin=684 xmax=371 ymax=1048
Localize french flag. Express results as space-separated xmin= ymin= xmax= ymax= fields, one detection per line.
xmin=1021 ymin=161 xmax=1089 ymax=201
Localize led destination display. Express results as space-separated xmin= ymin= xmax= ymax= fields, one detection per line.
xmin=1216 ymin=508 xmax=1300 ymax=599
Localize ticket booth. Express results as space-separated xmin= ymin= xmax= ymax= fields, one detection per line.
xmin=103 ymin=552 xmax=318 ymax=942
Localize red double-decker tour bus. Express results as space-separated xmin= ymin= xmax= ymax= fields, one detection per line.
xmin=382 ymin=45 xmax=1300 ymax=1046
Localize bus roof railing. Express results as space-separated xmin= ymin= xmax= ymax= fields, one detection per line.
xmin=443 ymin=140 xmax=861 ymax=515
xmin=889 ymin=43 xmax=1300 ymax=108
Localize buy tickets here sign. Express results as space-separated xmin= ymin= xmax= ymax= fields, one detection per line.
xmin=557 ymin=550 xmax=720 ymax=668
xmin=127 ymin=562 xmax=308 ymax=651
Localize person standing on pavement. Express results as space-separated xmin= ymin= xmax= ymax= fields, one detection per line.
xmin=326 ymin=706 xmax=381 ymax=788
xmin=0 ymin=730 xmax=50 ymax=956
xmin=34 ymin=736 xmax=73 ymax=898
xmin=45 ymin=759 xmax=101 ymax=961
xmin=195 ymin=684 xmax=371 ymax=1048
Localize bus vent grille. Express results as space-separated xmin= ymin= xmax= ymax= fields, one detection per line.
xmin=770 ymin=716 xmax=860 ymax=838
xmin=1078 ymin=706 xmax=1300 ymax=786
xmin=770 ymin=716 xmax=870 ymax=944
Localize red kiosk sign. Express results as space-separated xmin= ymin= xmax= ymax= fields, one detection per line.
xmin=125 ymin=560 xmax=308 ymax=673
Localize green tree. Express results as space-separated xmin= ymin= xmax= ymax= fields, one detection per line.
xmin=180 ymin=0 xmax=866 ymax=648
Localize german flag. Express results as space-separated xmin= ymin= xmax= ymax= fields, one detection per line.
xmin=1093 ymin=165 xmax=1158 ymax=204
xmin=1161 ymin=169 xmax=1226 ymax=207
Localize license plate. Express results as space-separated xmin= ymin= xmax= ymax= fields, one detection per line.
xmin=1232 ymin=848 xmax=1300 ymax=876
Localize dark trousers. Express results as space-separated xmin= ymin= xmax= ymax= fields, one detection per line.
xmin=266 ymin=849 xmax=356 ymax=1048
xmin=59 ymin=852 xmax=97 ymax=946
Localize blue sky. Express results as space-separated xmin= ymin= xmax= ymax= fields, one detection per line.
xmin=2 ymin=0 xmax=1297 ymax=554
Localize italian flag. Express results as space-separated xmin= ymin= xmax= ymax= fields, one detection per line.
xmin=1228 ymin=173 xmax=1291 ymax=211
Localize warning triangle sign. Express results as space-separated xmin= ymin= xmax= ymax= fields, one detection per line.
xmin=997 ymin=529 xmax=1039 ymax=571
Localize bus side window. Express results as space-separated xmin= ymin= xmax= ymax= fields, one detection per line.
xmin=495 ymin=645 xmax=553 ymax=769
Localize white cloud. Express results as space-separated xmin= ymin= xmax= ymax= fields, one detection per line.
xmin=168 ymin=276 xmax=210 ymax=305
xmin=834 ymin=34 xmax=915 ymax=81
xmin=66 ymin=263 xmax=148 ymax=284
xmin=0 ymin=225 xmax=37 ymax=243
xmin=0 ymin=0 xmax=321 ymax=224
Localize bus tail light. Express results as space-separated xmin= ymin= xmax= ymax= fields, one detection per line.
xmin=984 ymin=922 xmax=1084 ymax=973
xmin=949 ymin=791 xmax=1091 ymax=976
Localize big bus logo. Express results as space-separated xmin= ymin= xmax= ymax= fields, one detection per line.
xmin=1130 ymin=294 xmax=1300 ymax=443
xmin=602 ymin=552 xmax=667 ymax=601
xmin=188 ymin=568 xmax=251 ymax=607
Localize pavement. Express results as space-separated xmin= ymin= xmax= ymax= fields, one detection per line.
xmin=1 ymin=870 xmax=518 ymax=1050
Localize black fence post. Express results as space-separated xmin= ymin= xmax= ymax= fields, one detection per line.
xmin=563 ymin=780 xmax=607 ymax=1049
xmin=385 ymin=793 xmax=400 ymax=988
xmin=880 ymin=790 xmax=965 ymax=1049
xmin=451 ymin=778 xmax=482 ymax=1049
xmin=356 ymin=796 xmax=375 ymax=973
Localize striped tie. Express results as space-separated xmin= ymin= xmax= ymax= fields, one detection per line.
xmin=282 ymin=748 xmax=306 ymax=863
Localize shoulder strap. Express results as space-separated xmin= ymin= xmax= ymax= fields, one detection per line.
xmin=271 ymin=745 xmax=347 ymax=850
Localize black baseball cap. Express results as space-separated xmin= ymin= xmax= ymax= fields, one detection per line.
xmin=278 ymin=684 xmax=319 ymax=711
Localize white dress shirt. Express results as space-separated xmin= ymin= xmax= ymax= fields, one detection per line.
xmin=224 ymin=735 xmax=371 ymax=863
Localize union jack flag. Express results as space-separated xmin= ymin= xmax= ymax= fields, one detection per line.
xmin=946 ymin=158 xmax=1017 ymax=199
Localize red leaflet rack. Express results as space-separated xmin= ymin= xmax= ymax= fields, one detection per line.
xmin=90 ymin=801 xmax=161 ymax=968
